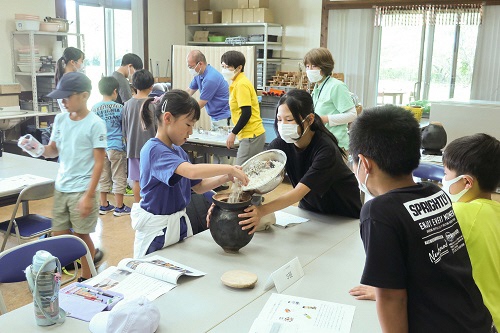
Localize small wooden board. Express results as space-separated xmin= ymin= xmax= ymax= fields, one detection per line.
xmin=221 ymin=270 xmax=258 ymax=289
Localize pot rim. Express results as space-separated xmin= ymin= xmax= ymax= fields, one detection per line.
xmin=212 ymin=192 xmax=252 ymax=209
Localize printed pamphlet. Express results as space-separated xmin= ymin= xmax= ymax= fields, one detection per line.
xmin=249 ymin=293 xmax=355 ymax=333
xmin=87 ymin=255 xmax=206 ymax=301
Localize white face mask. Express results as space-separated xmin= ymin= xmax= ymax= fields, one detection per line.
xmin=221 ymin=68 xmax=234 ymax=81
xmin=306 ymin=69 xmax=323 ymax=83
xmin=356 ymin=162 xmax=374 ymax=197
xmin=188 ymin=63 xmax=200 ymax=77
xmin=77 ymin=63 xmax=85 ymax=73
xmin=441 ymin=175 xmax=469 ymax=202
xmin=277 ymin=117 xmax=309 ymax=144
xmin=277 ymin=123 xmax=300 ymax=143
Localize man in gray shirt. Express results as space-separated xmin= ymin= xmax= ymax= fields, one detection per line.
xmin=112 ymin=53 xmax=143 ymax=105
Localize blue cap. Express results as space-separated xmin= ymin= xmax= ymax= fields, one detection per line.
xmin=47 ymin=72 xmax=92 ymax=99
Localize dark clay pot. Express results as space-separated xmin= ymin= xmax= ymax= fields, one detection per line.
xmin=209 ymin=192 xmax=253 ymax=253
xmin=422 ymin=123 xmax=447 ymax=155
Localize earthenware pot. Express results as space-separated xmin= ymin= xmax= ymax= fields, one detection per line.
xmin=209 ymin=192 xmax=253 ymax=253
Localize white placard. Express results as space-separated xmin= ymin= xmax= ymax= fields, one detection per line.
xmin=264 ymin=257 xmax=304 ymax=293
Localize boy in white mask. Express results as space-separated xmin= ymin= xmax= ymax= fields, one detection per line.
xmin=303 ymin=47 xmax=357 ymax=153
xmin=347 ymin=105 xmax=492 ymax=333
xmin=235 ymin=89 xmax=361 ymax=234
xmin=442 ymin=133 xmax=500 ymax=331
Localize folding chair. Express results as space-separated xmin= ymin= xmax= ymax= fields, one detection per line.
xmin=413 ymin=163 xmax=445 ymax=183
xmin=0 ymin=181 xmax=54 ymax=252
xmin=0 ymin=235 xmax=97 ymax=314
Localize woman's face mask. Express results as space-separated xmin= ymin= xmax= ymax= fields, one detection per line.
xmin=221 ymin=67 xmax=235 ymax=81
xmin=306 ymin=69 xmax=323 ymax=83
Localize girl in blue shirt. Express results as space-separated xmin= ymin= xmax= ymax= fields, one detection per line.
xmin=131 ymin=89 xmax=248 ymax=258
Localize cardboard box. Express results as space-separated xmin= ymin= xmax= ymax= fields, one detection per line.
xmin=185 ymin=0 xmax=210 ymax=11
xmin=222 ymin=9 xmax=232 ymax=23
xmin=232 ymin=9 xmax=243 ymax=23
xmin=0 ymin=83 xmax=21 ymax=95
xmin=237 ymin=0 xmax=249 ymax=8
xmin=254 ymin=8 xmax=274 ymax=23
xmin=194 ymin=30 xmax=209 ymax=42
xmin=0 ymin=95 xmax=20 ymax=107
xmin=243 ymin=9 xmax=254 ymax=23
xmin=185 ymin=11 xmax=200 ymax=25
xmin=200 ymin=10 xmax=222 ymax=24
xmin=249 ymin=0 xmax=269 ymax=8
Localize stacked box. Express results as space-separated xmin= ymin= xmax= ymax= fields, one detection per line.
xmin=222 ymin=9 xmax=232 ymax=23
xmin=36 ymin=77 xmax=59 ymax=111
xmin=237 ymin=0 xmax=249 ymax=8
xmin=185 ymin=0 xmax=210 ymax=11
xmin=254 ymin=8 xmax=273 ymax=22
xmin=200 ymin=10 xmax=222 ymax=24
xmin=0 ymin=84 xmax=21 ymax=108
xmin=186 ymin=11 xmax=200 ymax=24
xmin=243 ymin=9 xmax=254 ymax=23
xmin=249 ymin=0 xmax=269 ymax=8
xmin=232 ymin=9 xmax=243 ymax=23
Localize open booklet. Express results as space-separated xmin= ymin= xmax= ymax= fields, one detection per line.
xmin=249 ymin=293 xmax=355 ymax=333
xmin=87 ymin=255 xmax=206 ymax=301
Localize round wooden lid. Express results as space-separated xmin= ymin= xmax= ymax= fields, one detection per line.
xmin=221 ymin=270 xmax=258 ymax=289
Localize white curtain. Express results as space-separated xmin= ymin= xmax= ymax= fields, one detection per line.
xmin=131 ymin=0 xmax=144 ymax=61
xmin=327 ymin=9 xmax=381 ymax=108
xmin=471 ymin=5 xmax=500 ymax=101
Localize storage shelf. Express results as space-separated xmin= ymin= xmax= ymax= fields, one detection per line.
xmin=187 ymin=41 xmax=281 ymax=46
xmin=14 ymin=72 xmax=55 ymax=76
xmin=187 ymin=23 xmax=282 ymax=28
xmin=13 ymin=31 xmax=83 ymax=37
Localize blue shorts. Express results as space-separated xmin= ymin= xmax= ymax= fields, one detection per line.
xmin=128 ymin=158 xmax=140 ymax=181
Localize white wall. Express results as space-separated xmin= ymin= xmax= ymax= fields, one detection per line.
xmin=204 ymin=0 xmax=323 ymax=71
xmin=0 ymin=0 xmax=56 ymax=86
xmin=147 ymin=0 xmax=186 ymax=78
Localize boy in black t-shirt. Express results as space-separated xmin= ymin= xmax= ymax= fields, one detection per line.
xmin=348 ymin=105 xmax=492 ymax=332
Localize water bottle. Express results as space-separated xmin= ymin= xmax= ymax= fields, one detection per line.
xmin=25 ymin=250 xmax=66 ymax=326
xmin=17 ymin=134 xmax=45 ymax=158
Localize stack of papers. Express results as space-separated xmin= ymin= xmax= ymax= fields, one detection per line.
xmin=275 ymin=210 xmax=309 ymax=228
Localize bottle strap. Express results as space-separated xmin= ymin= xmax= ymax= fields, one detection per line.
xmin=31 ymin=256 xmax=66 ymax=325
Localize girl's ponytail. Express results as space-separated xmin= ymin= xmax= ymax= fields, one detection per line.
xmin=141 ymin=97 xmax=156 ymax=130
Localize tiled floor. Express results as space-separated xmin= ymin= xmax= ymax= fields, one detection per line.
xmin=1 ymin=182 xmax=499 ymax=313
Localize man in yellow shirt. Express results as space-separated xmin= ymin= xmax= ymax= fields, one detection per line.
xmin=220 ymin=50 xmax=265 ymax=166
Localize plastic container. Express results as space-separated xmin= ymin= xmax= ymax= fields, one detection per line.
xmin=15 ymin=19 xmax=41 ymax=31
xmin=18 ymin=134 xmax=45 ymax=157
xmin=248 ymin=34 xmax=278 ymax=42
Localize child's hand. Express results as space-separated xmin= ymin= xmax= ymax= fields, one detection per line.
xmin=206 ymin=203 xmax=215 ymax=228
xmin=77 ymin=194 xmax=94 ymax=218
xmin=349 ymin=285 xmax=376 ymax=301
xmin=238 ymin=205 xmax=262 ymax=235
xmin=230 ymin=166 xmax=249 ymax=186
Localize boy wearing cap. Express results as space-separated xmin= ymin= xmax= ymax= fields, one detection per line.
xmin=43 ymin=72 xmax=107 ymax=280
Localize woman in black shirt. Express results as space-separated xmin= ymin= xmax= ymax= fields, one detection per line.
xmin=239 ymin=89 xmax=361 ymax=234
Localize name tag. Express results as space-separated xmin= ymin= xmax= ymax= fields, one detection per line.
xmin=264 ymin=257 xmax=304 ymax=293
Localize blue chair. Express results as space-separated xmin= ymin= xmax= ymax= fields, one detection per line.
xmin=0 ymin=235 xmax=97 ymax=314
xmin=413 ymin=163 xmax=445 ymax=182
xmin=0 ymin=181 xmax=54 ymax=252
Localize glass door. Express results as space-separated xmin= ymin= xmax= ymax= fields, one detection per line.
xmin=66 ymin=1 xmax=132 ymax=107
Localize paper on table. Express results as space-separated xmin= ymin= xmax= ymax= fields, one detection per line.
xmin=249 ymin=293 xmax=355 ymax=333
xmin=274 ymin=210 xmax=309 ymax=228
xmin=0 ymin=174 xmax=52 ymax=193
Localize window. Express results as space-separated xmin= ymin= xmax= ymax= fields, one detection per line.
xmin=376 ymin=5 xmax=481 ymax=105
xmin=66 ymin=0 xmax=132 ymax=106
